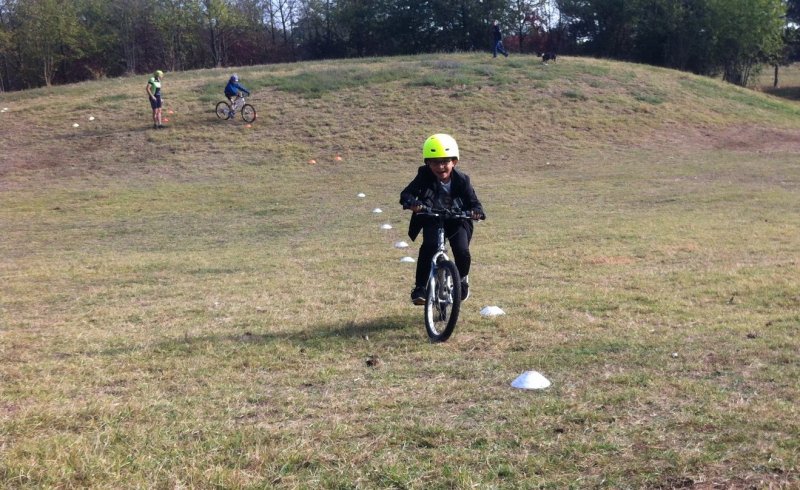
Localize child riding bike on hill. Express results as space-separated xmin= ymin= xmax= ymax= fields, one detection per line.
xmin=400 ymin=134 xmax=485 ymax=305
xmin=225 ymin=73 xmax=250 ymax=119
xmin=225 ymin=74 xmax=250 ymax=104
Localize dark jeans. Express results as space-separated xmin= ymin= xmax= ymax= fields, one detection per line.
xmin=493 ymin=41 xmax=508 ymax=57
xmin=415 ymin=220 xmax=472 ymax=288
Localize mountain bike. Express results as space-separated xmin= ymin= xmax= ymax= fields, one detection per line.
xmin=215 ymin=95 xmax=256 ymax=123
xmin=416 ymin=205 xmax=483 ymax=342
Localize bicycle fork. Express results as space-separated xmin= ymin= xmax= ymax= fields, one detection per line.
xmin=427 ymin=226 xmax=448 ymax=289
xmin=427 ymin=225 xmax=455 ymax=308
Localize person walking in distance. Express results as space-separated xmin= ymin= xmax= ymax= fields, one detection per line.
xmin=492 ymin=20 xmax=509 ymax=58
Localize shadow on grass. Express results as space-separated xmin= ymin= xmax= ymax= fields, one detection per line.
xmin=96 ymin=314 xmax=416 ymax=357
xmin=762 ymin=86 xmax=800 ymax=102
xmin=233 ymin=314 xmax=415 ymax=345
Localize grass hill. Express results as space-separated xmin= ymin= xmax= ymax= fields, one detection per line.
xmin=1 ymin=53 xmax=799 ymax=488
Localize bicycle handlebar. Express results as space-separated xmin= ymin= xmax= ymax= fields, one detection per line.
xmin=414 ymin=205 xmax=485 ymax=221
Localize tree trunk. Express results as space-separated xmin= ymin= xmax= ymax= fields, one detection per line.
xmin=210 ymin=23 xmax=220 ymax=67
xmin=0 ymin=55 xmax=6 ymax=92
xmin=43 ymin=54 xmax=55 ymax=87
xmin=773 ymin=64 xmax=779 ymax=88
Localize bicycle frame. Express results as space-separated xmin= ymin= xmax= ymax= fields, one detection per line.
xmin=216 ymin=96 xmax=256 ymax=123
xmin=414 ymin=206 xmax=475 ymax=282
xmin=405 ymin=203 xmax=483 ymax=342
xmin=417 ymin=207 xmax=467 ymax=341
xmin=230 ymin=96 xmax=245 ymax=112
xmin=428 ymin=214 xmax=451 ymax=283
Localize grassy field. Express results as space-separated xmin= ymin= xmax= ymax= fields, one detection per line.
xmin=1 ymin=54 xmax=799 ymax=488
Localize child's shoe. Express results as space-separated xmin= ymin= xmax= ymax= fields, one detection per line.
xmin=460 ymin=276 xmax=469 ymax=301
xmin=411 ymin=286 xmax=426 ymax=305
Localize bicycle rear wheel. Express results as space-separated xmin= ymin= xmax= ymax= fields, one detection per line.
xmin=216 ymin=101 xmax=231 ymax=120
xmin=241 ymin=104 xmax=257 ymax=123
xmin=424 ymin=260 xmax=461 ymax=342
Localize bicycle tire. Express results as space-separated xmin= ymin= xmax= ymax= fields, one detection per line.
xmin=216 ymin=101 xmax=232 ymax=120
xmin=424 ymin=260 xmax=461 ymax=342
xmin=241 ymin=104 xmax=257 ymax=123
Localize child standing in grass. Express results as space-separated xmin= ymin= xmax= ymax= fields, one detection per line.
xmin=400 ymin=134 xmax=485 ymax=305
xmin=146 ymin=70 xmax=164 ymax=129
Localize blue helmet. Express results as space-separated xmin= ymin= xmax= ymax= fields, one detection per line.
xmin=230 ymin=73 xmax=239 ymax=82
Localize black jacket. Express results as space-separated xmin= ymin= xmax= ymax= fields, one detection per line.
xmin=400 ymin=165 xmax=485 ymax=241
xmin=492 ymin=25 xmax=503 ymax=43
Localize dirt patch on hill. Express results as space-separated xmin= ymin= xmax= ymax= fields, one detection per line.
xmin=641 ymin=123 xmax=800 ymax=154
xmin=712 ymin=125 xmax=800 ymax=153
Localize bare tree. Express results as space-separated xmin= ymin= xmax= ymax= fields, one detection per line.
xmin=506 ymin=0 xmax=546 ymax=52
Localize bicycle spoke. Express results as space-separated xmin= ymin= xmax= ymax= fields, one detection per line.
xmin=424 ymin=260 xmax=461 ymax=342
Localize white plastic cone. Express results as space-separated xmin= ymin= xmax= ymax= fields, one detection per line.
xmin=511 ymin=371 xmax=551 ymax=390
xmin=480 ymin=306 xmax=505 ymax=317
xmin=381 ymin=224 xmax=392 ymax=230
xmin=372 ymin=208 xmax=383 ymax=213
xmin=400 ymin=257 xmax=415 ymax=263
xmin=394 ymin=241 xmax=409 ymax=249
xmin=357 ymin=193 xmax=366 ymax=198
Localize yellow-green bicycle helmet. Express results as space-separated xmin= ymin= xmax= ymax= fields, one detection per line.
xmin=423 ymin=133 xmax=459 ymax=161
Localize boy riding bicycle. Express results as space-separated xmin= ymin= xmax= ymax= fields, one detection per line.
xmin=224 ymin=74 xmax=250 ymax=115
xmin=400 ymin=134 xmax=485 ymax=305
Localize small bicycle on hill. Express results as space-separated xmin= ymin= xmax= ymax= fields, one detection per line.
xmin=216 ymin=95 xmax=257 ymax=123
xmin=415 ymin=205 xmax=483 ymax=342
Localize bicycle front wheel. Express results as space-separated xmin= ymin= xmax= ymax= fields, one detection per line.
xmin=241 ymin=104 xmax=257 ymax=123
xmin=424 ymin=260 xmax=461 ymax=342
xmin=216 ymin=101 xmax=231 ymax=120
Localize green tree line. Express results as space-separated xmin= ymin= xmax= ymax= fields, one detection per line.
xmin=0 ymin=0 xmax=798 ymax=92
xmin=556 ymin=0 xmax=800 ymax=86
